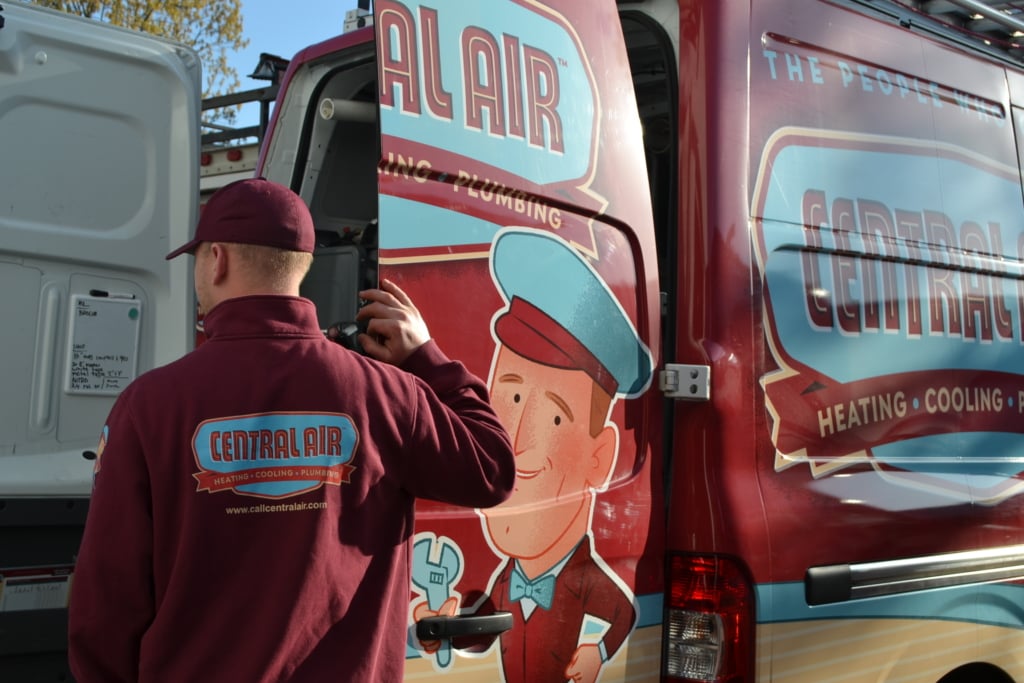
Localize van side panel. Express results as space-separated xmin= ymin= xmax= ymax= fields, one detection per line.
xmin=675 ymin=0 xmax=1024 ymax=679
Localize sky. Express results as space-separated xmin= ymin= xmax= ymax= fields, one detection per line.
xmin=222 ymin=0 xmax=361 ymax=134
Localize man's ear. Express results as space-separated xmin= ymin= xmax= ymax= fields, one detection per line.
xmin=209 ymin=243 xmax=230 ymax=285
xmin=587 ymin=424 xmax=619 ymax=491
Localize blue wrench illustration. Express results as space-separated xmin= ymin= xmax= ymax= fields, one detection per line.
xmin=411 ymin=534 xmax=462 ymax=668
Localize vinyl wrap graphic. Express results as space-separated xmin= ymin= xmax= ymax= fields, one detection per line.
xmin=754 ymin=128 xmax=1024 ymax=503
xmin=377 ymin=0 xmax=595 ymax=184
xmin=372 ymin=1 xmax=659 ymax=680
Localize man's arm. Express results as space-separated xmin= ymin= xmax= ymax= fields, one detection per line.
xmin=357 ymin=279 xmax=515 ymax=507
xmin=68 ymin=394 xmax=155 ymax=682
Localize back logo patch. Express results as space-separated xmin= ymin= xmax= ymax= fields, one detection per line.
xmin=191 ymin=412 xmax=358 ymax=499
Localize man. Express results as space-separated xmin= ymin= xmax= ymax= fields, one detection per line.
xmin=68 ymin=178 xmax=515 ymax=682
xmin=416 ymin=229 xmax=654 ymax=683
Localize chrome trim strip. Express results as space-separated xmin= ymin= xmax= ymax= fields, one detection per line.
xmin=806 ymin=545 xmax=1024 ymax=605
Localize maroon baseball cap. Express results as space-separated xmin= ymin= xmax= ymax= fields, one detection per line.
xmin=166 ymin=177 xmax=315 ymax=259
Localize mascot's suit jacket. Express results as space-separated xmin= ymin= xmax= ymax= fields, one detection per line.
xmin=490 ymin=537 xmax=635 ymax=683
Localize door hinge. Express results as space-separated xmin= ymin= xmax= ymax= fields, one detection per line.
xmin=659 ymin=364 xmax=710 ymax=401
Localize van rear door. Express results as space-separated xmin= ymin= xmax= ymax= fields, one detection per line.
xmin=261 ymin=1 xmax=664 ymax=678
xmin=0 ymin=3 xmax=199 ymax=677
xmin=370 ymin=1 xmax=665 ymax=680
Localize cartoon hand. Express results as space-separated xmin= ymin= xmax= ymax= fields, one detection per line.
xmin=565 ymin=643 xmax=603 ymax=683
xmin=413 ymin=596 xmax=459 ymax=654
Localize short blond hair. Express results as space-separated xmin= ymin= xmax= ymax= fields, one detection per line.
xmin=226 ymin=242 xmax=313 ymax=290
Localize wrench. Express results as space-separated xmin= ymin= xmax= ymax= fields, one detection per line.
xmin=411 ymin=535 xmax=462 ymax=668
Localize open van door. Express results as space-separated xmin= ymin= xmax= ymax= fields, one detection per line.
xmin=370 ymin=1 xmax=665 ymax=680
xmin=0 ymin=3 xmax=199 ymax=677
xmin=260 ymin=0 xmax=664 ymax=677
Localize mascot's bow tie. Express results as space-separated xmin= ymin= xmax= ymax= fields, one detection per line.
xmin=509 ymin=566 xmax=556 ymax=610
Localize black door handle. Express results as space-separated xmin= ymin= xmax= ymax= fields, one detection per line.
xmin=415 ymin=612 xmax=513 ymax=640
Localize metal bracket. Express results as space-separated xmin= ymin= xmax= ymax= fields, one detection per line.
xmin=659 ymin=363 xmax=710 ymax=401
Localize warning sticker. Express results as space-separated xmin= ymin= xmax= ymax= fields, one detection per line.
xmin=0 ymin=567 xmax=73 ymax=612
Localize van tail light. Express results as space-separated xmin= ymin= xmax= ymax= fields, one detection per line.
xmin=663 ymin=554 xmax=755 ymax=683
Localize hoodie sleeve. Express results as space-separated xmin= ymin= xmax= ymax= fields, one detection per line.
xmin=397 ymin=340 xmax=515 ymax=508
xmin=68 ymin=391 xmax=154 ymax=683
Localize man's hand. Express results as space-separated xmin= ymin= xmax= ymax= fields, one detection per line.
xmin=356 ymin=278 xmax=431 ymax=365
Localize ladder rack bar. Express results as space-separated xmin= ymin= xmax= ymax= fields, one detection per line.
xmin=941 ymin=0 xmax=1024 ymax=35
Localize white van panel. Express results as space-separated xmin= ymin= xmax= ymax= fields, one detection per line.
xmin=0 ymin=3 xmax=200 ymax=494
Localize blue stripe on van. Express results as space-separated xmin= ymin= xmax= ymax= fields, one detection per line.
xmin=635 ymin=592 xmax=663 ymax=628
xmin=757 ymin=581 xmax=1024 ymax=629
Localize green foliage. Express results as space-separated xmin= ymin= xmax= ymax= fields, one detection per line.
xmin=32 ymin=0 xmax=250 ymax=123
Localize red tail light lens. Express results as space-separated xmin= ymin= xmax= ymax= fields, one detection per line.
xmin=664 ymin=554 xmax=755 ymax=682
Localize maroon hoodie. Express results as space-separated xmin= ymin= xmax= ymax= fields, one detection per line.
xmin=69 ymin=295 xmax=514 ymax=682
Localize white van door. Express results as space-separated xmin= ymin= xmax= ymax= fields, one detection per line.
xmin=0 ymin=3 xmax=199 ymax=677
xmin=0 ymin=2 xmax=199 ymax=493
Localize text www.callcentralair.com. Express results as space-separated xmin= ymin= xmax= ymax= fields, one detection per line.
xmin=225 ymin=501 xmax=327 ymax=515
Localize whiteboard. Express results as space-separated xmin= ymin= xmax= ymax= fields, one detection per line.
xmin=65 ymin=294 xmax=142 ymax=395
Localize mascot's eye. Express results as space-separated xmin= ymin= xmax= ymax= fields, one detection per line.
xmin=553 ymin=415 xmax=561 ymax=426
xmin=513 ymin=393 xmax=521 ymax=403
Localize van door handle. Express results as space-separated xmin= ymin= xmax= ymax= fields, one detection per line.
xmin=415 ymin=612 xmax=513 ymax=640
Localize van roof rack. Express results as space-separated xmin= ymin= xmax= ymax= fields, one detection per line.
xmin=201 ymin=53 xmax=290 ymax=148
xmin=883 ymin=0 xmax=1024 ymax=66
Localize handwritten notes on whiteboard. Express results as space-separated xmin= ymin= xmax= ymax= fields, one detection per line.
xmin=65 ymin=294 xmax=142 ymax=395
